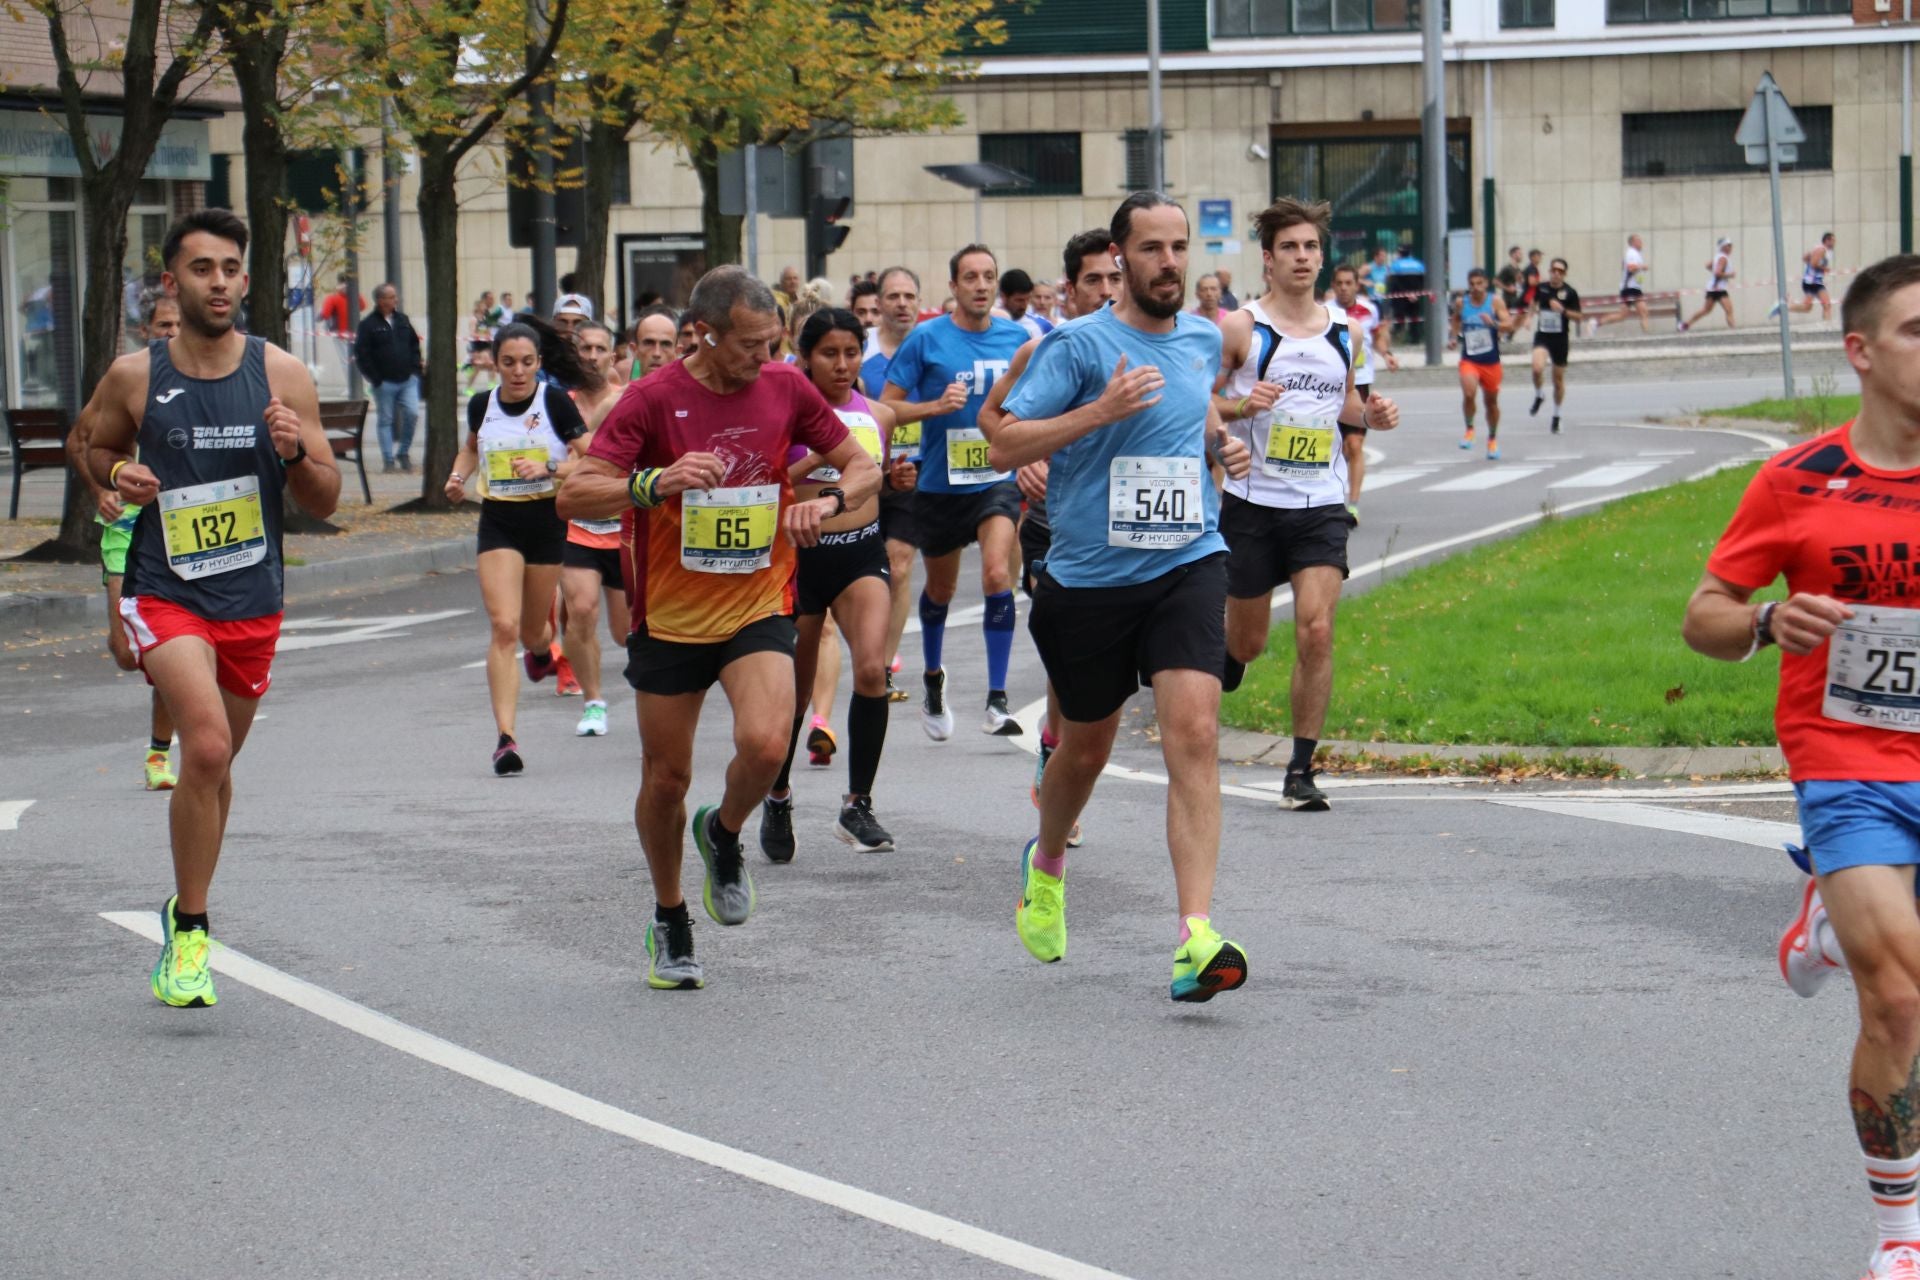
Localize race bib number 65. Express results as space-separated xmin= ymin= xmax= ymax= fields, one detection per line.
xmin=1825 ymin=606 xmax=1920 ymax=733
xmin=681 ymin=485 xmax=778 ymax=574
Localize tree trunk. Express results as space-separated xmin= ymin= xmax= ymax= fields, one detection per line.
xmin=38 ymin=172 xmax=136 ymax=562
xmin=411 ymin=147 xmax=462 ymax=509
xmin=695 ymin=143 xmax=742 ymax=268
xmin=236 ymin=52 xmax=291 ymax=350
xmin=576 ymin=105 xmax=623 ymax=320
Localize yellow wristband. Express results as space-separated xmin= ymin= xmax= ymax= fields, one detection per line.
xmin=1234 ymin=397 xmax=1251 ymax=420
xmin=109 ymin=459 xmax=129 ymax=487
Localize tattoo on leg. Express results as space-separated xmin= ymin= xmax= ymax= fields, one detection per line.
xmin=1854 ymin=1055 xmax=1920 ymax=1159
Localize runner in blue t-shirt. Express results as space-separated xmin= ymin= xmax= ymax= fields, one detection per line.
xmin=881 ymin=246 xmax=1029 ymax=740
xmin=992 ymin=192 xmax=1253 ymax=1005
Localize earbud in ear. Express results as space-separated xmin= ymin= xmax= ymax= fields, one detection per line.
xmin=1114 ymin=255 xmax=1125 ymax=267
xmin=704 ymin=333 xmax=717 ymax=348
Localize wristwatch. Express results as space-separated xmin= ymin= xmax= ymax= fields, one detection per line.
xmin=546 ymin=457 xmax=559 ymax=474
xmin=819 ymin=486 xmax=847 ymax=517
xmin=280 ymin=440 xmax=309 ymax=468
xmin=1755 ymin=600 xmax=1780 ymax=648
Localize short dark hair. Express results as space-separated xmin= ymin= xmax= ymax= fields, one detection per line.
xmin=1110 ymin=191 xmax=1185 ymax=254
xmin=1332 ymin=264 xmax=1360 ymax=281
xmin=878 ymin=265 xmax=920 ymax=295
xmin=1468 ymin=266 xmax=1489 ymax=282
xmin=676 ymin=311 xmax=696 ymax=332
xmin=1063 ymin=228 xmax=1112 ymax=283
xmin=163 ymin=208 xmax=248 ymax=270
xmin=1550 ymin=258 xmax=1569 ymax=272
xmin=999 ymin=268 xmax=1033 ymax=296
xmin=1253 ymin=197 xmax=1330 ymax=254
xmin=1842 ymin=254 xmax=1920 ymax=338
xmin=575 ymin=318 xmax=613 ymax=344
xmin=797 ymin=307 xmax=866 ymax=361
xmin=949 ymin=243 xmax=995 ymax=281
xmin=686 ymin=265 xmax=778 ymax=333
xmin=850 ymin=279 xmax=880 ymax=302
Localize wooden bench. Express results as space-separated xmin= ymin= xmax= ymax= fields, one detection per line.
xmin=318 ymin=398 xmax=372 ymax=504
xmin=5 ymin=407 xmax=69 ymax=519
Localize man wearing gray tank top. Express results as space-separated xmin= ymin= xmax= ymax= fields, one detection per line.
xmin=84 ymin=209 xmax=340 ymax=1009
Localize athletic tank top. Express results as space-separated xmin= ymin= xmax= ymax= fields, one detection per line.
xmin=124 ymin=335 xmax=286 ymax=620
xmin=1220 ymin=299 xmax=1351 ymax=511
xmin=1459 ymin=294 xmax=1502 ymax=365
xmin=476 ymin=382 xmax=568 ymax=502
xmin=1804 ymin=249 xmax=1832 ymax=287
xmin=804 ymin=390 xmax=887 ymax=484
xmin=1621 ymin=248 xmax=1645 ymax=293
xmin=568 ymin=387 xmax=622 ymax=544
xmin=1706 ymin=252 xmax=1731 ymax=293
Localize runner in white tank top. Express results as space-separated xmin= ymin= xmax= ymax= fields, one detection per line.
xmin=1212 ymin=198 xmax=1399 ymax=812
xmin=1681 ymin=237 xmax=1737 ymax=332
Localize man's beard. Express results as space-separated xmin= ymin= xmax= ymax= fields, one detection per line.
xmin=1130 ymin=271 xmax=1184 ymax=320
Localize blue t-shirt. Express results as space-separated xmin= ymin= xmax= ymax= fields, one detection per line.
xmin=860 ymin=345 xmax=892 ymax=404
xmin=1002 ymin=308 xmax=1226 ymax=589
xmin=884 ymin=314 xmax=1028 ymax=493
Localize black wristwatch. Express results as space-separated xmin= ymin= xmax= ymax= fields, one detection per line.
xmin=819 ymin=486 xmax=847 ymax=517
xmin=1755 ymin=600 xmax=1780 ymax=648
xmin=280 ymin=440 xmax=309 ymax=468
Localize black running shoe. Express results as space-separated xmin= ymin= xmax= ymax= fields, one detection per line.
xmin=492 ymin=737 xmax=524 ymax=776
xmin=835 ymin=796 xmax=896 ymax=852
xmin=983 ymin=691 xmax=1023 ymax=736
xmin=759 ymin=794 xmax=796 ymax=864
xmin=1530 ymin=394 xmax=1544 ymax=417
xmin=1281 ymin=769 xmax=1330 ymax=812
xmin=1222 ymin=657 xmax=1247 ymax=694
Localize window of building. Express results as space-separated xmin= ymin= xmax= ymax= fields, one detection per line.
xmin=1622 ymin=106 xmax=1833 ymax=177
xmin=1123 ymin=129 xmax=1153 ymax=189
xmin=286 ymin=149 xmax=367 ymax=214
xmin=979 ymin=132 xmax=1082 ymax=197
xmin=1213 ymin=0 xmax=1444 ymax=37
xmin=1607 ymin=0 xmax=1846 ymax=21
xmin=1500 ymin=0 xmax=1553 ymax=26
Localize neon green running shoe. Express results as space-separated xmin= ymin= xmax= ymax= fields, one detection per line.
xmin=144 ymin=750 xmax=177 ymax=792
xmin=693 ymin=804 xmax=755 ymax=926
xmin=1015 ymin=838 xmax=1066 ymax=963
xmin=1171 ymin=916 xmax=1246 ymax=1004
xmin=151 ymin=895 xmax=216 ymax=1008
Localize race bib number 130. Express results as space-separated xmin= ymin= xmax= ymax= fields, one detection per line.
xmin=1825 ymin=606 xmax=1920 ymax=733
xmin=946 ymin=427 xmax=1003 ymax=486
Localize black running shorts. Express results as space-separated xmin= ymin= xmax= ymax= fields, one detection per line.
xmin=1028 ymin=552 xmax=1228 ymax=724
xmin=478 ymin=498 xmax=566 ymax=565
xmin=1221 ymin=495 xmax=1353 ymax=599
xmin=562 ymin=538 xmax=622 ymax=584
xmin=623 ymin=614 xmax=797 ymax=696
xmin=916 ymin=483 xmax=1021 ymax=560
xmin=880 ymin=486 xmax=921 ymax=549
xmin=796 ymin=520 xmax=889 ymax=616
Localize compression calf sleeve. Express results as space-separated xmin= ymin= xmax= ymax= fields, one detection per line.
xmin=984 ymin=590 xmax=1016 ymax=693
xmin=847 ymin=692 xmax=889 ymax=798
xmin=919 ymin=592 xmax=948 ymax=673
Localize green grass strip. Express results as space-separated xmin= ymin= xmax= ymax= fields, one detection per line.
xmin=1221 ymin=462 xmax=1785 ymax=748
xmin=1715 ymin=392 xmax=1858 ymax=431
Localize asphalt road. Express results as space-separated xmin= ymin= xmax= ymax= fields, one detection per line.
xmin=2 ymin=375 xmax=1865 ymax=1279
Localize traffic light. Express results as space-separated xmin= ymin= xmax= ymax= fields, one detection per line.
xmin=805 ymin=195 xmax=852 ymax=279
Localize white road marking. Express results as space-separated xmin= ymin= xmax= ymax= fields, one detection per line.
xmin=1549 ymin=462 xmax=1662 ymax=489
xmin=1356 ymin=467 xmax=1440 ymax=493
xmin=97 ymin=912 xmax=1134 ymax=1280
xmin=1491 ymin=799 xmax=1796 ymax=850
xmin=906 ymin=603 xmax=985 ymax=636
xmin=0 ymin=799 xmax=34 ymax=831
xmin=278 ymin=610 xmax=471 ymax=653
xmin=1422 ymin=466 xmax=1548 ymax=492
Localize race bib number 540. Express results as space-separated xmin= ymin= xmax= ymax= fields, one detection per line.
xmin=1825 ymin=606 xmax=1920 ymax=733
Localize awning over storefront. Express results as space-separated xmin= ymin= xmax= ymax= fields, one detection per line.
xmin=0 ymin=111 xmax=210 ymax=181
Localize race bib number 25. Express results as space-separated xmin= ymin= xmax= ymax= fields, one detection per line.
xmin=1824 ymin=606 xmax=1920 ymax=733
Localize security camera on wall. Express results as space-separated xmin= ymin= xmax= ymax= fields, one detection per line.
xmin=1247 ymin=143 xmax=1269 ymax=161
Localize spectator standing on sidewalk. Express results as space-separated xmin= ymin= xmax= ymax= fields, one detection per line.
xmin=355 ymin=282 xmax=424 ymax=472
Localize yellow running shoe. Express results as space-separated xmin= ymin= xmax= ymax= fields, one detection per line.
xmin=1015 ymin=839 xmax=1066 ymax=963
xmin=1170 ymin=916 xmax=1247 ymax=1004
xmin=144 ymin=750 xmax=177 ymax=791
xmin=151 ymin=895 xmax=216 ymax=1008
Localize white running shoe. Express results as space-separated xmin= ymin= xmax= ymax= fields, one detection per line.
xmin=1779 ymin=876 xmax=1844 ymax=998
xmin=921 ymin=670 xmax=954 ymax=742
xmin=575 ymin=701 xmax=609 ymax=737
xmin=1865 ymin=1244 xmax=1920 ymax=1279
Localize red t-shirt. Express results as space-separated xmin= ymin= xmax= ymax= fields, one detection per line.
xmin=589 ymin=360 xmax=847 ymax=645
xmin=318 ymin=291 xmax=349 ymax=335
xmin=1707 ymin=422 xmax=1920 ymax=781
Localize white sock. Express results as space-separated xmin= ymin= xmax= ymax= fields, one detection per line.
xmin=1809 ymin=888 xmax=1849 ymax=967
xmin=1865 ymin=1151 xmax=1920 ymax=1255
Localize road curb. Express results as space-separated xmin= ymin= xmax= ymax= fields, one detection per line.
xmin=1219 ymin=729 xmax=1784 ymax=778
xmin=0 ymin=535 xmax=476 ymax=636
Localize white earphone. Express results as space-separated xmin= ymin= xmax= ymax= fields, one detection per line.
xmin=704 ymin=333 xmax=717 ymax=347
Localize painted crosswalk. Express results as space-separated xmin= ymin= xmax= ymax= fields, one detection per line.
xmin=1422 ymin=465 xmax=1549 ymax=492
xmin=1548 ymin=461 xmax=1663 ymax=489
xmin=1356 ymin=442 xmax=1770 ymax=505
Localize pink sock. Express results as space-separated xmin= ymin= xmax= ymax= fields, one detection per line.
xmin=1179 ymin=914 xmax=1209 ymax=944
xmin=1030 ymin=846 xmax=1066 ymax=878
xmin=1040 ymin=726 xmax=1059 ymax=750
